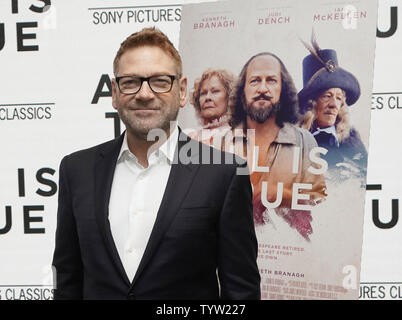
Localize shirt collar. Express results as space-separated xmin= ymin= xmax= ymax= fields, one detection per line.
xmin=313 ymin=125 xmax=338 ymax=139
xmin=117 ymin=124 xmax=179 ymax=164
xmin=312 ymin=125 xmax=339 ymax=146
xmin=275 ymin=123 xmax=297 ymax=145
xmin=117 ymin=132 xmax=130 ymax=162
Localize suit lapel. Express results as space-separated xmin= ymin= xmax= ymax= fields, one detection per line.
xmin=130 ymin=131 xmax=201 ymax=287
xmin=94 ymin=134 xmax=131 ymax=286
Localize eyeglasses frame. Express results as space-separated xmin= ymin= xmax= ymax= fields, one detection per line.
xmin=115 ymin=75 xmax=178 ymax=95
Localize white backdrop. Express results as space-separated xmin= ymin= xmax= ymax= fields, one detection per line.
xmin=0 ymin=0 xmax=401 ymax=300
xmin=359 ymin=0 xmax=402 ymax=300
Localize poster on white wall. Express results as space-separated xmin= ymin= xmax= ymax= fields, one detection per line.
xmin=179 ymin=0 xmax=377 ymax=300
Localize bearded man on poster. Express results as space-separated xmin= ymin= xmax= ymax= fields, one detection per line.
xmin=223 ymin=52 xmax=327 ymax=240
xmin=52 ymin=27 xmax=260 ymax=300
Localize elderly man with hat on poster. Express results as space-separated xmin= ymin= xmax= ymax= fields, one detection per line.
xmin=298 ymin=39 xmax=368 ymax=179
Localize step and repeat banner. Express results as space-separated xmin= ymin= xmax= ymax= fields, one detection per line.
xmin=0 ymin=0 xmax=401 ymax=300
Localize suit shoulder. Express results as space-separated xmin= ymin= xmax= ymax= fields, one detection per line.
xmin=62 ymin=136 xmax=122 ymax=166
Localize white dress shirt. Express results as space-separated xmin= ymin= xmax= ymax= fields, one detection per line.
xmin=108 ymin=126 xmax=178 ymax=282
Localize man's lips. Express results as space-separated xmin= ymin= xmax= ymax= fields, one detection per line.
xmin=128 ymin=108 xmax=160 ymax=117
xmin=129 ymin=107 xmax=160 ymax=111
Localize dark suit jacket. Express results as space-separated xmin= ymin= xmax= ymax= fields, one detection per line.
xmin=52 ymin=130 xmax=260 ymax=300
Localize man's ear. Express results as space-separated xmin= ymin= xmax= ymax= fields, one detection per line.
xmin=178 ymin=76 xmax=187 ymax=108
xmin=111 ymin=78 xmax=118 ymax=110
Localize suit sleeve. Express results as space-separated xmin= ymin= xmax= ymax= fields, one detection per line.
xmin=52 ymin=156 xmax=83 ymax=299
xmin=217 ymin=162 xmax=261 ymax=300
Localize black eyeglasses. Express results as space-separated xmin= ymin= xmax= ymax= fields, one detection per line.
xmin=115 ymin=75 xmax=177 ymax=94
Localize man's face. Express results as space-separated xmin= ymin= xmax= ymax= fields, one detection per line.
xmin=243 ymin=55 xmax=282 ymax=123
xmin=199 ymin=75 xmax=228 ymax=122
xmin=112 ymin=46 xmax=187 ymax=138
xmin=315 ymin=88 xmax=344 ymax=128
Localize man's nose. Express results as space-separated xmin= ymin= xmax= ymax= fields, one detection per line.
xmin=205 ymin=91 xmax=212 ymax=100
xmin=327 ymin=96 xmax=338 ymax=108
xmin=135 ymin=80 xmax=155 ymax=100
xmin=257 ymin=80 xmax=269 ymax=93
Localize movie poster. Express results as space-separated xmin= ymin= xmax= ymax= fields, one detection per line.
xmin=178 ymin=0 xmax=377 ymax=299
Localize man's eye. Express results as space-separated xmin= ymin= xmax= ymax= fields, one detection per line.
xmin=268 ymin=79 xmax=277 ymax=83
xmin=121 ymin=79 xmax=139 ymax=87
xmin=155 ymin=78 xmax=169 ymax=83
xmin=154 ymin=80 xmax=169 ymax=85
xmin=151 ymin=77 xmax=171 ymax=88
xmin=250 ymin=79 xmax=259 ymax=85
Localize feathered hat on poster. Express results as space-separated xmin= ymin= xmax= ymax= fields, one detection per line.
xmin=298 ymin=30 xmax=361 ymax=114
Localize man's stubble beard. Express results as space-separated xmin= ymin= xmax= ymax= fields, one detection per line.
xmin=117 ymin=95 xmax=180 ymax=140
xmin=243 ymin=98 xmax=281 ymax=124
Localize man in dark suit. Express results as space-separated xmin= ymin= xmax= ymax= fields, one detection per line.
xmin=52 ymin=27 xmax=260 ymax=300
